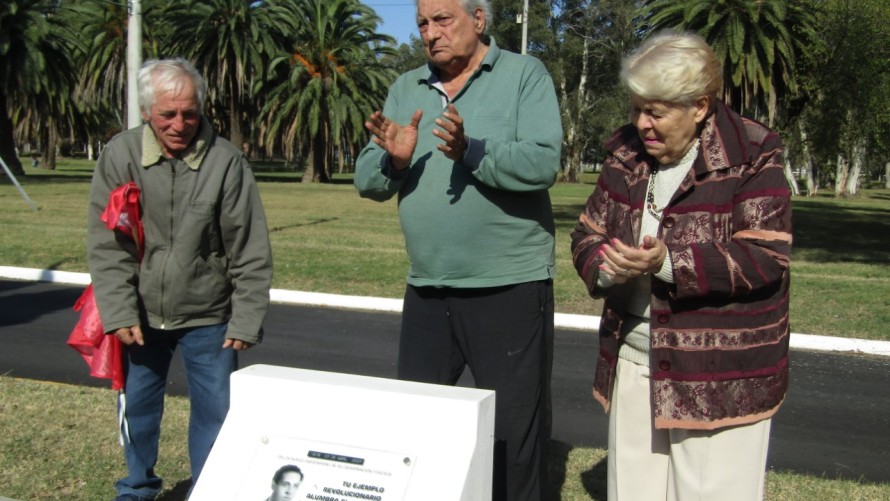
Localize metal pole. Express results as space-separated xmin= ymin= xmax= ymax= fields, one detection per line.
xmin=127 ymin=0 xmax=143 ymax=129
xmin=0 ymin=156 xmax=39 ymax=211
xmin=521 ymin=0 xmax=529 ymax=55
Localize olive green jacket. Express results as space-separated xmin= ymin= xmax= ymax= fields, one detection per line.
xmin=87 ymin=118 xmax=272 ymax=343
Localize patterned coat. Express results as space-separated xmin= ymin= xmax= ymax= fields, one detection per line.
xmin=571 ymin=101 xmax=792 ymax=430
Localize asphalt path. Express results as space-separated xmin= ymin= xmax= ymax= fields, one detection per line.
xmin=1 ymin=279 xmax=888 ymax=484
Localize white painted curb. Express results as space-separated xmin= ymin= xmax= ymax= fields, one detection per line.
xmin=2 ymin=266 xmax=888 ymax=357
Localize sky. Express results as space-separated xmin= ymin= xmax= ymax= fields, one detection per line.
xmin=364 ymin=1 xmax=418 ymax=46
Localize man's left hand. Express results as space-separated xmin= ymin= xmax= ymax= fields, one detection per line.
xmin=433 ymin=104 xmax=468 ymax=161
xmin=223 ymin=338 xmax=253 ymax=351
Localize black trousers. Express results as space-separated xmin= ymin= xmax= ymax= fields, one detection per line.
xmin=398 ymin=280 xmax=554 ymax=501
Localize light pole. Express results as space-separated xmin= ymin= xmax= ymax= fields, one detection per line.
xmin=521 ymin=0 xmax=529 ymax=55
xmin=127 ymin=0 xmax=142 ymax=129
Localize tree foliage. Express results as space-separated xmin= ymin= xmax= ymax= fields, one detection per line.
xmin=388 ymin=34 xmax=428 ymax=75
xmin=256 ymin=0 xmax=397 ymax=182
xmin=160 ymin=0 xmax=295 ymax=150
xmin=72 ymin=0 xmax=165 ymax=132
xmin=2 ymin=0 xmax=887 ymax=191
xmin=487 ymin=0 xmax=645 ymax=181
xmin=1 ymin=0 xmax=83 ymax=173
xmin=800 ymin=0 xmax=890 ymax=194
xmin=644 ymin=0 xmax=820 ymax=127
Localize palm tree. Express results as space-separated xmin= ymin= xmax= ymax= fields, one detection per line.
xmin=71 ymin=0 xmax=128 ymax=130
xmin=258 ymin=0 xmax=397 ymax=182
xmin=0 ymin=0 xmax=82 ymax=174
xmin=388 ymin=35 xmax=427 ymax=75
xmin=644 ymin=0 xmax=819 ymax=126
xmin=72 ymin=0 xmax=165 ymax=133
xmin=160 ymin=0 xmax=296 ymax=150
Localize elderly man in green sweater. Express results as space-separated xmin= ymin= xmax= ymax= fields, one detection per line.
xmin=354 ymin=1 xmax=562 ymax=499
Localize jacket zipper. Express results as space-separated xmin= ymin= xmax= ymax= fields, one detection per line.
xmin=159 ymin=161 xmax=176 ymax=329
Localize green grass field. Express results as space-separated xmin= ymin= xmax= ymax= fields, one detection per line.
xmin=1 ymin=159 xmax=889 ymax=500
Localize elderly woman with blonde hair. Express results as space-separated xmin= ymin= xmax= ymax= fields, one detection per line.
xmin=571 ymin=30 xmax=792 ymax=501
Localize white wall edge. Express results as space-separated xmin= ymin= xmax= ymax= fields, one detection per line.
xmin=3 ymin=266 xmax=888 ymax=357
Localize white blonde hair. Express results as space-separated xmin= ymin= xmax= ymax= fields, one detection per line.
xmin=621 ymin=30 xmax=722 ymax=106
xmin=137 ymin=58 xmax=207 ymax=116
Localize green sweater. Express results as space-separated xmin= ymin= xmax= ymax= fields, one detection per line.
xmin=355 ymin=39 xmax=563 ymax=288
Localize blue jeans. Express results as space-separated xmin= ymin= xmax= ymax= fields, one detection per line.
xmin=115 ymin=323 xmax=237 ymax=500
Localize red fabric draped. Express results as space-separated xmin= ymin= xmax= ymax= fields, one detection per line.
xmin=67 ymin=182 xmax=143 ymax=390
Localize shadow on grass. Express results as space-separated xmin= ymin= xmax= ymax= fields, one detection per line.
xmin=252 ymin=174 xmax=356 ymax=185
xmin=253 ymin=174 xmax=299 ymax=183
xmin=581 ymin=457 xmax=608 ymax=500
xmin=2 ymin=173 xmax=92 ymax=184
xmin=268 ymin=217 xmax=340 ymax=233
xmin=793 ymin=200 xmax=890 ymax=263
xmin=158 ymin=478 xmax=191 ymax=501
xmin=549 ymin=440 xmax=608 ymax=501
xmin=549 ymin=440 xmax=571 ymax=499
xmin=552 ymin=203 xmax=587 ymax=229
xmin=551 ymin=193 xmax=890 ymax=266
xmin=37 ymin=165 xmax=95 ymax=174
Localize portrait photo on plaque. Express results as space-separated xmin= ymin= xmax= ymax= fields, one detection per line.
xmin=234 ymin=435 xmax=416 ymax=501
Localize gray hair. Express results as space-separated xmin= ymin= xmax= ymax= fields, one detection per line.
xmin=621 ymin=30 xmax=722 ymax=106
xmin=415 ymin=0 xmax=492 ymax=34
xmin=137 ymin=58 xmax=207 ymax=116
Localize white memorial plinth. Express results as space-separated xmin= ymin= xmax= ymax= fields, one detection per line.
xmin=190 ymin=364 xmax=495 ymax=501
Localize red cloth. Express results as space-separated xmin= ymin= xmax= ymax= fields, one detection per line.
xmin=68 ymin=284 xmax=124 ymax=389
xmin=67 ymin=182 xmax=143 ymax=390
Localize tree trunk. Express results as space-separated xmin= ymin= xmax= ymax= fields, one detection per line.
xmin=320 ymin=126 xmax=331 ymax=182
xmin=767 ymin=87 xmax=777 ymax=128
xmin=301 ymin=144 xmax=315 ymax=183
xmin=228 ymin=94 xmax=243 ymax=150
xmin=884 ymin=161 xmax=889 ymax=189
xmin=302 ymin=131 xmax=331 ymax=183
xmin=337 ymin=144 xmax=347 ymax=174
xmin=783 ymin=158 xmax=800 ymax=196
xmin=40 ymin=122 xmax=58 ymax=170
xmin=560 ymin=87 xmax=578 ymax=183
xmin=346 ymin=143 xmax=358 ymax=174
xmin=845 ymin=141 xmax=864 ymax=196
xmin=558 ymin=36 xmax=589 ymax=183
xmin=0 ymin=89 xmax=25 ymax=176
xmin=834 ymin=154 xmax=848 ymax=197
xmin=326 ymin=131 xmax=335 ymax=179
xmin=799 ymin=128 xmax=817 ymax=196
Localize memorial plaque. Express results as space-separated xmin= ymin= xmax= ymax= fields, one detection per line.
xmin=190 ymin=365 xmax=495 ymax=501
xmin=233 ymin=436 xmax=414 ymax=500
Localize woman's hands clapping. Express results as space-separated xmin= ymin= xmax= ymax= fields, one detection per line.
xmin=598 ymin=235 xmax=668 ymax=284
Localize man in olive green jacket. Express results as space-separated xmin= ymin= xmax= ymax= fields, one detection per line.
xmin=87 ymin=58 xmax=272 ymax=501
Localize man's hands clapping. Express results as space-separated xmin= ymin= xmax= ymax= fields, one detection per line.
xmin=433 ymin=104 xmax=467 ymax=161
xmin=366 ymin=103 xmax=470 ymax=168
xmin=365 ymin=109 xmax=423 ymax=170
